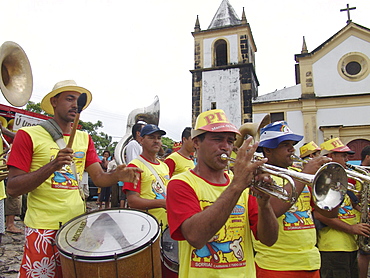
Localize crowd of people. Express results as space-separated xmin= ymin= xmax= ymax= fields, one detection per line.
xmin=0 ymin=80 xmax=370 ymax=278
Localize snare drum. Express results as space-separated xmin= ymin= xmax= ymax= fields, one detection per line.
xmin=56 ymin=208 xmax=161 ymax=278
xmin=160 ymin=227 xmax=179 ymax=278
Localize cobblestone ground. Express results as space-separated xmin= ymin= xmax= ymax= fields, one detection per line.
xmin=3 ymin=203 xmax=370 ymax=278
xmin=0 ymin=201 xmax=99 ymax=278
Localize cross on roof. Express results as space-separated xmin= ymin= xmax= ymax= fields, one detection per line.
xmin=340 ymin=4 xmax=356 ymax=24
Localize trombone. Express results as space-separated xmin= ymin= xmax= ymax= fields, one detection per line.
xmin=221 ymin=154 xmax=348 ymax=210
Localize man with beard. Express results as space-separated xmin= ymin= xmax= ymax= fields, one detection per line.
xmin=6 ymin=80 xmax=142 ymax=277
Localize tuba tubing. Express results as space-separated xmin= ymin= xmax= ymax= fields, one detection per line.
xmin=114 ymin=96 xmax=160 ymax=165
xmin=235 ymin=114 xmax=270 ymax=148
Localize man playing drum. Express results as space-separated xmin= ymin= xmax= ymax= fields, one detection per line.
xmin=166 ymin=109 xmax=279 ymax=278
xmin=6 ymin=80 xmax=142 ymax=277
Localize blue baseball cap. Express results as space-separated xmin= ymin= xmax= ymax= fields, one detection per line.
xmin=257 ymin=121 xmax=303 ymax=151
xmin=140 ymin=124 xmax=166 ymax=137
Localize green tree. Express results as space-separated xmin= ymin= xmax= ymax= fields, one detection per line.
xmin=25 ymin=101 xmax=115 ymax=153
xmin=161 ymin=136 xmax=175 ymax=151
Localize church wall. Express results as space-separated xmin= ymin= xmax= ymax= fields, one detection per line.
xmin=313 ymin=36 xmax=370 ymax=97
xmin=316 ymin=106 xmax=370 ymax=127
xmin=285 ymin=110 xmax=305 ymax=150
xmin=202 ymin=69 xmax=241 ymax=126
xmin=203 ymin=34 xmax=239 ymax=68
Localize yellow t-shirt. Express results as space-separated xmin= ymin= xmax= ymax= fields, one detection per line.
xmin=317 ymin=194 xmax=358 ymax=251
xmin=165 ymin=151 xmax=195 ymax=177
xmin=0 ymin=139 xmax=5 ymax=201
xmin=253 ymin=175 xmax=320 ymax=271
xmin=126 ymin=156 xmax=170 ymax=229
xmin=0 ymin=180 xmax=5 ymax=201
xmin=174 ymin=171 xmax=256 ymax=278
xmin=23 ymin=126 xmax=88 ymax=230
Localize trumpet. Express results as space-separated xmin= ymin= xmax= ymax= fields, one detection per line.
xmin=221 ymin=154 xmax=348 ymax=210
xmin=346 ymin=163 xmax=370 ymax=184
xmin=292 ymin=155 xmax=360 ymax=193
xmin=221 ymin=154 xmax=298 ymax=204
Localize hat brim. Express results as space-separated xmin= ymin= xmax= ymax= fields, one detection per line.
xmin=300 ymin=148 xmax=321 ymax=158
xmin=257 ymin=134 xmax=304 ymax=152
xmin=141 ymin=130 xmax=166 ymax=137
xmin=191 ymin=122 xmax=241 ymax=139
xmin=328 ymin=146 xmax=355 ymax=154
xmin=41 ymin=85 xmax=92 ymax=115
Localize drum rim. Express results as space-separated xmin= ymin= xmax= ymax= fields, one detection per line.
xmin=56 ymin=208 xmax=160 ymax=262
xmin=160 ymin=226 xmax=179 ymax=272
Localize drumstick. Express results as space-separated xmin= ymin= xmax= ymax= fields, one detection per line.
xmin=67 ymin=93 xmax=87 ymax=149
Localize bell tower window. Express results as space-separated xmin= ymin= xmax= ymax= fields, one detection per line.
xmin=214 ymin=39 xmax=228 ymax=66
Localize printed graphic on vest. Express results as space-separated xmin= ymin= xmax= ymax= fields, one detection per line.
xmin=51 ymin=165 xmax=78 ymax=190
xmin=50 ymin=150 xmax=85 ymax=190
xmin=283 ymin=186 xmax=315 ymax=230
xmin=191 ymin=202 xmax=247 ymax=269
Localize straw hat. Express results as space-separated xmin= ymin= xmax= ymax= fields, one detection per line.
xmin=0 ymin=116 xmax=7 ymax=128
xmin=41 ymin=80 xmax=92 ymax=115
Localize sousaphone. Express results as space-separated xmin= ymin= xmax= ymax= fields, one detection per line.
xmin=0 ymin=41 xmax=33 ymax=179
xmin=0 ymin=41 xmax=33 ymax=106
xmin=234 ymin=114 xmax=270 ymax=148
xmin=114 ymin=96 xmax=160 ymax=165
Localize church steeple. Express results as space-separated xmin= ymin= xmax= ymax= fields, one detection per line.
xmin=194 ymin=15 xmax=201 ymax=32
xmin=241 ymin=7 xmax=247 ymax=24
xmin=301 ymin=36 xmax=308 ymax=54
xmin=208 ymin=0 xmax=241 ymax=29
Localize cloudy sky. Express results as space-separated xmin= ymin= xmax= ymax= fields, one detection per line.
xmin=1 ymin=0 xmax=369 ymax=143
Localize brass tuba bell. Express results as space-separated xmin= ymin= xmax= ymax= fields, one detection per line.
xmin=0 ymin=41 xmax=33 ymax=181
xmin=0 ymin=41 xmax=33 ymax=107
xmin=234 ymin=114 xmax=270 ymax=148
xmin=114 ymin=96 xmax=160 ymax=165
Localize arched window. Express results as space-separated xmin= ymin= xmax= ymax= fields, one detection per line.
xmin=214 ymin=39 xmax=228 ymax=66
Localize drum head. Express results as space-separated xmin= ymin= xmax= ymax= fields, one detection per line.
xmin=56 ymin=209 xmax=159 ymax=262
xmin=161 ymin=227 xmax=178 ymax=267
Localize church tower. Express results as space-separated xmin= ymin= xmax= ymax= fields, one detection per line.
xmin=191 ymin=0 xmax=259 ymax=127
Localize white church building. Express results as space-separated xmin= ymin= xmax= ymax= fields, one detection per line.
xmin=191 ymin=0 xmax=370 ymax=161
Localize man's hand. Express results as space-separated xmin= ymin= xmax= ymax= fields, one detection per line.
xmin=115 ymin=164 xmax=143 ymax=185
xmin=250 ymin=174 xmax=273 ymax=205
xmin=231 ymin=137 xmax=268 ymax=191
xmin=351 ymin=223 xmax=370 ymax=237
xmin=302 ymin=156 xmax=332 ymax=175
xmin=50 ymin=147 xmax=74 ymax=171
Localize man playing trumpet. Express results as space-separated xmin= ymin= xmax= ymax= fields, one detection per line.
xmin=166 ymin=109 xmax=279 ymax=277
xmin=253 ymin=121 xmax=340 ymax=278
xmin=314 ymin=138 xmax=370 ymax=278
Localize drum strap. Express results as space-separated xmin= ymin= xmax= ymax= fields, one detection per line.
xmin=137 ymin=156 xmax=166 ymax=194
xmin=39 ymin=119 xmax=84 ymax=201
